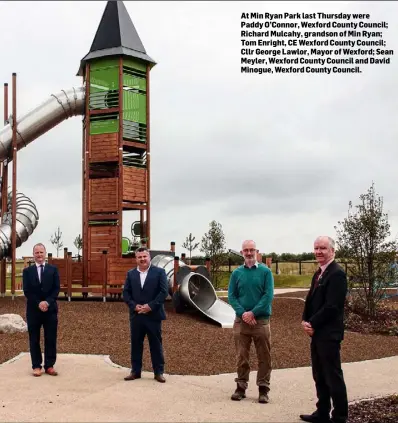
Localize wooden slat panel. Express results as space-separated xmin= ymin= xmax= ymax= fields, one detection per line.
xmin=123 ymin=166 xmax=147 ymax=202
xmin=89 ymin=226 xmax=118 ymax=261
xmin=89 ymin=178 xmax=118 ymax=212
xmin=49 ymin=259 xmax=67 ymax=286
xmin=107 ymin=257 xmax=136 ymax=285
xmin=71 ymin=262 xmax=83 ymax=282
xmin=90 ymin=133 xmax=119 ymax=162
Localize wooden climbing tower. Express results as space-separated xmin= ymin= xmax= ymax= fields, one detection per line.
xmin=77 ymin=1 xmax=156 ymax=286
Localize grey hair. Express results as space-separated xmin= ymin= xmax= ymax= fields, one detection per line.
xmin=315 ymin=236 xmax=335 ymax=249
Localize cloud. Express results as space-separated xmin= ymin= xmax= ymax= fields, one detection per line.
xmin=0 ymin=0 xmax=397 ymax=258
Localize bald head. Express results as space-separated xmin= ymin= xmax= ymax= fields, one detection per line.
xmin=241 ymin=240 xmax=257 ymax=266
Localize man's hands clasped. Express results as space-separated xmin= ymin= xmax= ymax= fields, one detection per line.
xmin=38 ymin=301 xmax=49 ymax=312
xmin=135 ymin=304 xmax=152 ymax=314
xmin=242 ymin=311 xmax=257 ymax=326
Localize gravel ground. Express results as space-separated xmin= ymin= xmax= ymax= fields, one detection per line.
xmin=1 ymin=297 xmax=397 ymax=375
xmin=348 ymin=394 xmax=398 ymax=423
xmin=1 ymin=296 xmax=397 ymax=422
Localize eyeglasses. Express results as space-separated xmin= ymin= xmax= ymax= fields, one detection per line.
xmin=242 ymin=249 xmax=256 ymax=253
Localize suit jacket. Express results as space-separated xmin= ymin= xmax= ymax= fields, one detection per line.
xmin=22 ymin=263 xmax=60 ymax=314
xmin=302 ymin=260 xmax=347 ymax=341
xmin=122 ymin=265 xmax=169 ymax=321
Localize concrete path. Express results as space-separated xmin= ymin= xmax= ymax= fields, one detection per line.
xmin=0 ymin=353 xmax=396 ymax=422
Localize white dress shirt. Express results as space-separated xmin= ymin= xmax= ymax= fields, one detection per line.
xmin=36 ymin=263 xmax=45 ymax=283
xmin=137 ymin=266 xmax=150 ymax=288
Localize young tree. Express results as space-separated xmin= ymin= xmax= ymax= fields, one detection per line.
xmin=74 ymin=234 xmax=83 ymax=259
xmin=50 ymin=226 xmax=64 ymax=257
xmin=182 ymin=233 xmax=200 ymax=263
xmin=200 ymin=220 xmax=226 ymax=288
xmin=334 ymin=183 xmax=397 ymax=317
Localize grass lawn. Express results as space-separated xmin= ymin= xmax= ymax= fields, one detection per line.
xmin=216 ymin=271 xmax=311 ymax=290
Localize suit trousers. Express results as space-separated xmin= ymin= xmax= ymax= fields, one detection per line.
xmin=311 ymin=339 xmax=348 ymax=422
xmin=233 ymin=317 xmax=271 ymax=391
xmin=27 ymin=309 xmax=58 ymax=370
xmin=130 ymin=314 xmax=164 ymax=375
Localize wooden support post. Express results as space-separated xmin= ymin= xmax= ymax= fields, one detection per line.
xmin=0 ymin=82 xmax=8 ymax=297
xmin=170 ymin=242 xmax=175 ymax=253
xmin=173 ymin=256 xmax=179 ymax=294
xmin=181 ymin=253 xmax=186 ymax=263
xmin=146 ymin=65 xmax=151 ymax=248
xmin=102 ymin=250 xmax=108 ymax=302
xmin=82 ymin=63 xmax=90 ymax=290
xmin=67 ymin=252 xmax=72 ymax=301
xmin=140 ymin=209 xmax=145 ymax=239
xmin=11 ymin=73 xmax=17 ymax=299
xmin=118 ymin=57 xmax=124 ymax=258
xmin=63 ymin=247 xmax=68 ymax=259
xmin=205 ymin=257 xmax=211 ymax=273
xmin=47 ymin=253 xmax=53 ymax=265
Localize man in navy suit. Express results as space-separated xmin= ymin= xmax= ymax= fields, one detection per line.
xmin=122 ymin=247 xmax=169 ymax=383
xmin=22 ymin=243 xmax=60 ymax=377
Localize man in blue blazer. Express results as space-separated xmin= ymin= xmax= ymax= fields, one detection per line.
xmin=122 ymin=247 xmax=169 ymax=383
xmin=22 ymin=243 xmax=60 ymax=377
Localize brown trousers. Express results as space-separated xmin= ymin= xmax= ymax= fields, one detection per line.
xmin=233 ymin=317 xmax=272 ymax=391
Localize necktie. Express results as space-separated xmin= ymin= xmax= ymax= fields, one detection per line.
xmin=313 ymin=268 xmax=322 ymax=290
xmin=39 ymin=265 xmax=44 ymax=283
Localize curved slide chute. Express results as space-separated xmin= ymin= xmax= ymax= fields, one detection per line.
xmin=151 ymin=254 xmax=235 ymax=328
xmin=0 ymin=86 xmax=85 ymax=259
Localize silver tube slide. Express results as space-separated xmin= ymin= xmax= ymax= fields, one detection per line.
xmin=151 ymin=254 xmax=235 ymax=328
xmin=0 ymin=190 xmax=39 ymax=258
xmin=0 ymin=87 xmax=85 ymax=159
xmin=0 ymin=87 xmax=85 ymax=260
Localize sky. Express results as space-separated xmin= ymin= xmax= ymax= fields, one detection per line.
xmin=0 ymin=1 xmax=397 ymax=258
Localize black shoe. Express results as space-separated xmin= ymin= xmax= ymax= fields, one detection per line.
xmin=124 ymin=371 xmax=141 ymax=381
xmin=231 ymin=388 xmax=246 ymax=401
xmin=258 ymin=386 xmax=269 ymax=404
xmin=299 ymin=414 xmax=331 ymax=423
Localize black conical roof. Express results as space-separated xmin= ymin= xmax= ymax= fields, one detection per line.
xmin=77 ymin=1 xmax=156 ymax=76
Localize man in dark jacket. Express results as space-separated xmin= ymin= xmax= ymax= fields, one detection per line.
xmin=23 ymin=243 xmax=60 ymax=377
xmin=300 ymin=236 xmax=348 ymax=423
xmin=122 ymin=247 xmax=169 ymax=383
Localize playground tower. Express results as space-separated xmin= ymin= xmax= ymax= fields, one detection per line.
xmin=77 ymin=1 xmax=156 ymax=286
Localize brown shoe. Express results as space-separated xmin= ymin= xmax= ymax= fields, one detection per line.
xmin=154 ymin=374 xmax=166 ymax=383
xmin=124 ymin=372 xmax=141 ymax=381
xmin=231 ymin=388 xmax=246 ymax=401
xmin=45 ymin=367 xmax=58 ymax=376
xmin=33 ymin=368 xmax=42 ymax=377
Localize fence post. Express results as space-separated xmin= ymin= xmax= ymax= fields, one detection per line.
xmin=67 ymin=252 xmax=72 ymax=301
xmin=205 ymin=257 xmax=211 ymax=273
xmin=173 ymin=256 xmax=179 ymax=293
xmin=276 ymin=260 xmax=279 ymax=274
xmin=228 ymin=256 xmax=231 ymax=273
xmin=102 ymin=250 xmax=107 ymax=302
xmin=299 ymin=260 xmax=302 ymax=275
